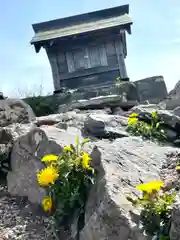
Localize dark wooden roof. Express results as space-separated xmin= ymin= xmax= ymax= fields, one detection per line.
xmin=31 ymin=4 xmax=132 ymax=46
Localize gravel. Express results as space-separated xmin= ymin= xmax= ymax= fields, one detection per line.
xmin=0 ymin=180 xmax=58 ymax=240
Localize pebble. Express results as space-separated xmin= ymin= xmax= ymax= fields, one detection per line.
xmin=0 ymin=182 xmax=53 ymax=240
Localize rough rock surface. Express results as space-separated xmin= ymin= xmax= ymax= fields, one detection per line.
xmin=84 ymin=113 xmax=128 ymax=138
xmin=58 ymin=94 xmax=138 ymax=113
xmin=0 ymin=124 xmax=34 ymax=173
xmin=0 ymin=99 xmax=35 ymax=127
xmin=7 ymin=111 xmax=128 ymax=204
xmin=172 ymin=106 xmax=180 ymax=117
xmin=159 ymin=98 xmax=180 ymax=111
xmin=1 ymin=78 xmax=180 ymax=239
xmin=0 ymin=182 xmax=54 ymax=240
xmin=80 ymin=137 xmax=179 ymax=240
xmin=134 ymin=76 xmax=168 ymax=103
xmin=169 ymin=80 xmax=180 ymax=98
xmin=4 ymin=108 xmax=180 ymax=239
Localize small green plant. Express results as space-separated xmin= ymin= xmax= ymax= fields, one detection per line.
xmin=127 ymin=112 xmax=167 ymax=142
xmin=24 ymin=96 xmax=59 ymax=117
xmin=127 ymin=181 xmax=176 ymax=239
xmin=36 ymin=137 xmax=96 ymax=227
xmin=115 ymin=76 xmax=121 ymax=87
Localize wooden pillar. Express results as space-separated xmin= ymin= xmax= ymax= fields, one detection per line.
xmin=46 ymin=48 xmax=60 ymax=91
xmin=114 ymin=39 xmax=128 ymax=80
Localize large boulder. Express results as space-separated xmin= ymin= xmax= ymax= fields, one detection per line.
xmin=58 ymin=95 xmax=138 ymax=113
xmin=5 ymin=109 xmax=180 ymax=239
xmin=172 ymin=107 xmax=180 ymax=117
xmin=0 ymin=98 xmax=35 ymax=127
xmin=84 ymin=113 xmax=129 ymax=138
xmin=134 ymin=76 xmax=168 ymax=103
xmin=169 ymin=80 xmax=180 ymax=98
xmin=0 ymin=123 xmax=33 ymax=173
xmin=7 ymin=125 xmax=84 ymax=204
xmin=34 ymin=111 xmax=129 ymax=139
xmin=158 ymin=98 xmax=180 ymax=111
xmin=80 ymin=137 xmax=179 ymax=240
xmin=7 ymin=111 xmax=130 ymax=204
xmin=114 ymin=81 xmax=140 ymax=101
xmin=34 ymin=111 xmax=87 ymax=129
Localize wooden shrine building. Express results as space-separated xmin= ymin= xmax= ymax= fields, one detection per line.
xmin=31 ymin=4 xmax=133 ymax=93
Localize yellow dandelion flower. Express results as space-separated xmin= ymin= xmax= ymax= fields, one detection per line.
xmin=41 ymin=154 xmax=58 ymax=163
xmin=64 ymin=145 xmax=73 ymax=152
xmin=136 ymin=181 xmax=164 ymax=193
xmin=129 ymin=113 xmax=138 ymax=118
xmin=128 ymin=117 xmax=138 ymax=126
xmin=37 ymin=166 xmax=59 ymax=186
xmin=82 ymin=152 xmax=93 ymax=170
xmin=176 ymin=165 xmax=180 ymax=171
xmin=42 ymin=196 xmax=52 ymax=212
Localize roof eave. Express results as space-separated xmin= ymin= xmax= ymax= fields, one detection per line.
xmin=31 ymin=21 xmax=133 ymax=49
xmin=32 ymin=4 xmax=130 ymax=34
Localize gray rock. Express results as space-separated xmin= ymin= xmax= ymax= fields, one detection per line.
xmin=7 ymin=158 xmax=47 ymax=204
xmin=7 ymin=125 xmax=84 ymax=204
xmin=112 ymin=106 xmax=124 ymax=115
xmin=115 ymin=81 xmax=139 ymax=101
xmin=159 ymin=98 xmax=180 ymax=111
xmin=34 ymin=111 xmax=129 ymax=139
xmin=7 ymin=127 xmax=51 ymax=204
xmin=134 ymin=76 xmax=168 ymax=103
xmin=79 ymin=108 xmax=112 ymax=115
xmin=84 ymin=113 xmax=128 ymax=138
xmin=33 ymin=112 xmax=87 ymax=132
xmin=0 ymin=124 xmax=33 ymax=173
xmin=173 ymin=107 xmax=180 ymax=117
xmin=58 ymin=95 xmax=138 ymax=113
xmin=158 ymin=110 xmax=180 ymax=129
xmin=0 ymin=98 xmax=35 ymax=127
xmin=161 ymin=153 xmax=180 ymax=240
xmin=169 ymin=80 xmax=180 ymax=98
xmin=105 ymin=127 xmax=130 ymax=138
xmin=84 ymin=114 xmax=105 ymax=135
xmin=170 ymin=202 xmax=180 ymax=240
xmin=80 ymin=137 xmax=177 ymax=240
xmin=165 ymin=128 xmax=177 ymax=141
xmin=5 ymin=108 xmax=180 ymax=239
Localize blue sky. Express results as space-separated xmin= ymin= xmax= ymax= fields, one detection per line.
xmin=0 ymin=0 xmax=180 ymax=97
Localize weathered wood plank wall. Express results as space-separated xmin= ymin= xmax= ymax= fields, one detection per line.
xmin=114 ymin=40 xmax=128 ymax=79
xmin=46 ymin=37 xmax=128 ymax=91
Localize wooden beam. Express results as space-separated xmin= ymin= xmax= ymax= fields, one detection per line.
xmin=114 ymin=40 xmax=128 ymax=79
xmin=59 ymin=65 xmax=119 ymax=80
xmin=46 ymin=49 xmax=60 ymax=90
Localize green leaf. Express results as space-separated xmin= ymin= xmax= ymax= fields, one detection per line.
xmin=156 ymin=122 xmax=160 ymax=128
xmin=81 ymin=138 xmax=89 ymax=147
xmin=75 ymin=136 xmax=79 ymax=153
xmin=89 ymin=177 xmax=95 ymax=185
